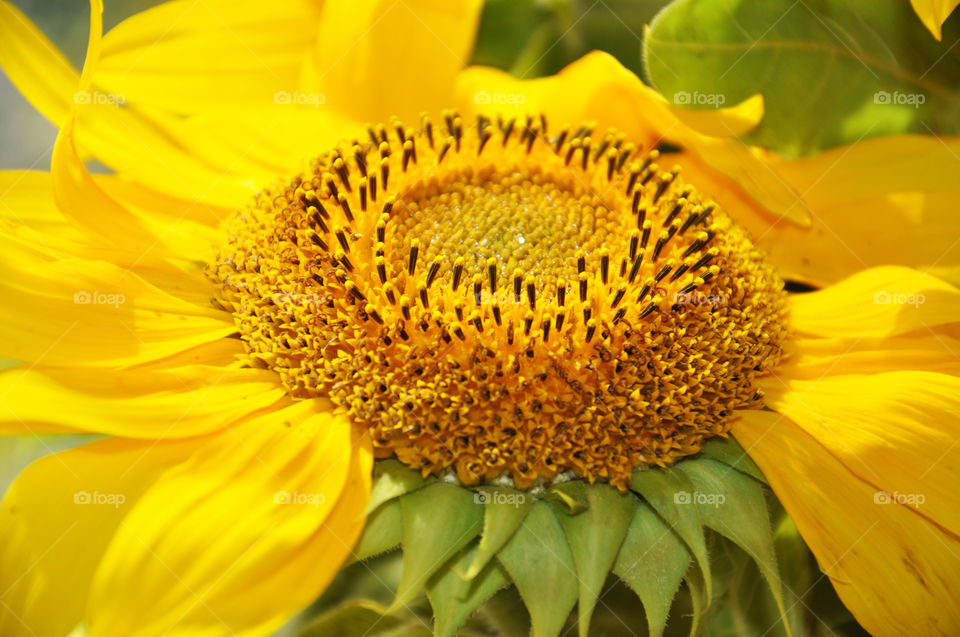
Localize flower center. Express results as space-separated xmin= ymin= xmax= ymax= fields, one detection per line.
xmin=212 ymin=112 xmax=788 ymax=490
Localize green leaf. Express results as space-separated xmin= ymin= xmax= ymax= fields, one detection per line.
xmin=630 ymin=467 xmax=712 ymax=602
xmin=677 ymin=459 xmax=790 ymax=634
xmin=613 ymin=502 xmax=692 ymax=637
xmin=352 ymin=498 xmax=403 ymax=562
xmin=497 ymin=501 xmax=579 ymax=637
xmin=697 ymin=436 xmax=766 ymax=484
xmin=464 ymin=486 xmax=532 ymax=579
xmin=427 ymin=544 xmax=511 ymax=637
xmin=644 ymin=0 xmax=960 ymax=156
xmin=364 ymin=459 xmax=428 ymax=515
xmin=392 ymin=483 xmax=483 ymax=610
xmin=556 ymin=483 xmax=636 ymax=637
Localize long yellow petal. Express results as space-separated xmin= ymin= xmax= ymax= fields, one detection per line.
xmin=734 ymin=408 xmax=960 ymax=636
xmin=783 ymin=333 xmax=960 ymax=378
xmin=788 ymin=266 xmax=960 ymax=339
xmin=0 ymin=365 xmax=285 ymax=437
xmin=0 ymin=2 xmax=77 ymax=127
xmin=309 ymin=0 xmax=483 ymax=124
xmin=87 ymin=402 xmax=372 ymax=637
xmin=0 ymin=436 xmax=203 ymax=637
xmin=911 ymin=0 xmax=960 ymax=39
xmin=0 ymin=232 xmax=234 ymax=367
xmin=96 ymin=0 xmax=322 ymax=114
xmin=759 ymin=370 xmax=960 ymax=536
xmin=454 ymin=52 xmax=810 ymax=227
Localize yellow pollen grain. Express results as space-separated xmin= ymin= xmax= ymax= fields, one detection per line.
xmin=211 ymin=112 xmax=788 ymax=491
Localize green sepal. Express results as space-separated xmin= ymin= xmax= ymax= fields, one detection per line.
xmin=630 ymin=466 xmax=712 ymax=602
xmin=463 ymin=486 xmax=531 ymax=579
xmin=678 ymin=458 xmax=790 ymax=635
xmin=613 ymin=502 xmax=692 ymax=637
xmin=294 ymin=600 xmax=432 ymax=637
xmin=497 ymin=501 xmax=578 ymax=637
xmin=392 ymin=482 xmax=483 ymax=610
xmin=542 ymin=479 xmax=589 ymax=514
xmin=427 ymin=543 xmax=511 ymax=637
xmin=555 ymin=483 xmax=636 ymax=637
xmin=697 ymin=436 xmax=766 ymax=484
xmin=352 ymin=498 xmax=403 ymax=562
xmin=364 ymin=459 xmax=429 ymax=515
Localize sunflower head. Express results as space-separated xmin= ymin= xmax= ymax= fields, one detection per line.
xmin=212 ymin=111 xmax=788 ymax=491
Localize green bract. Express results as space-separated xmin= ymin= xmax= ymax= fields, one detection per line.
xmin=299 ymin=437 xmax=799 ymax=637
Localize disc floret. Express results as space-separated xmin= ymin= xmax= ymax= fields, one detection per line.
xmin=213 ymin=112 xmax=787 ymax=490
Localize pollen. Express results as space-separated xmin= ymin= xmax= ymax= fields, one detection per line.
xmin=211 ymin=112 xmax=788 ymax=491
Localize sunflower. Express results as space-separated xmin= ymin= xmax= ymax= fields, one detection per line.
xmin=1 ymin=1 xmax=959 ymax=637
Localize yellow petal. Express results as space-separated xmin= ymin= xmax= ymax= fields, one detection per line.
xmin=911 ymin=0 xmax=960 ymax=40
xmin=0 ymin=1 xmax=77 ymax=127
xmin=87 ymin=402 xmax=372 ymax=637
xmin=0 ymin=365 xmax=285 ymax=437
xmin=97 ymin=0 xmax=322 ymax=114
xmin=734 ymin=408 xmax=960 ymax=636
xmin=754 ymin=135 xmax=960 ymax=286
xmin=789 ymin=266 xmax=960 ymax=339
xmin=0 ymin=232 xmax=234 ymax=367
xmin=0 ymin=436 xmax=203 ymax=637
xmin=668 ymin=93 xmax=765 ymax=138
xmin=454 ymin=52 xmax=809 ymax=227
xmin=310 ymin=0 xmax=483 ymax=124
xmin=759 ymin=370 xmax=960 ymax=535
xmin=784 ymin=333 xmax=960 ymax=378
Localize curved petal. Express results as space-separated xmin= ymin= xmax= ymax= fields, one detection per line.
xmin=307 ymin=0 xmax=483 ymax=124
xmin=761 ymin=135 xmax=960 ymax=286
xmin=733 ymin=408 xmax=960 ymax=636
xmin=453 ymin=51 xmax=810 ymax=227
xmin=0 ymin=365 xmax=285 ymax=438
xmin=0 ymin=232 xmax=235 ymax=367
xmin=97 ymin=0 xmax=322 ymax=114
xmin=0 ymin=1 xmax=77 ymax=128
xmin=0 ymin=435 xmax=203 ymax=637
xmin=87 ymin=401 xmax=372 ymax=637
xmin=911 ymin=0 xmax=960 ymax=40
xmin=788 ymin=266 xmax=960 ymax=339
xmin=758 ymin=370 xmax=960 ymax=536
